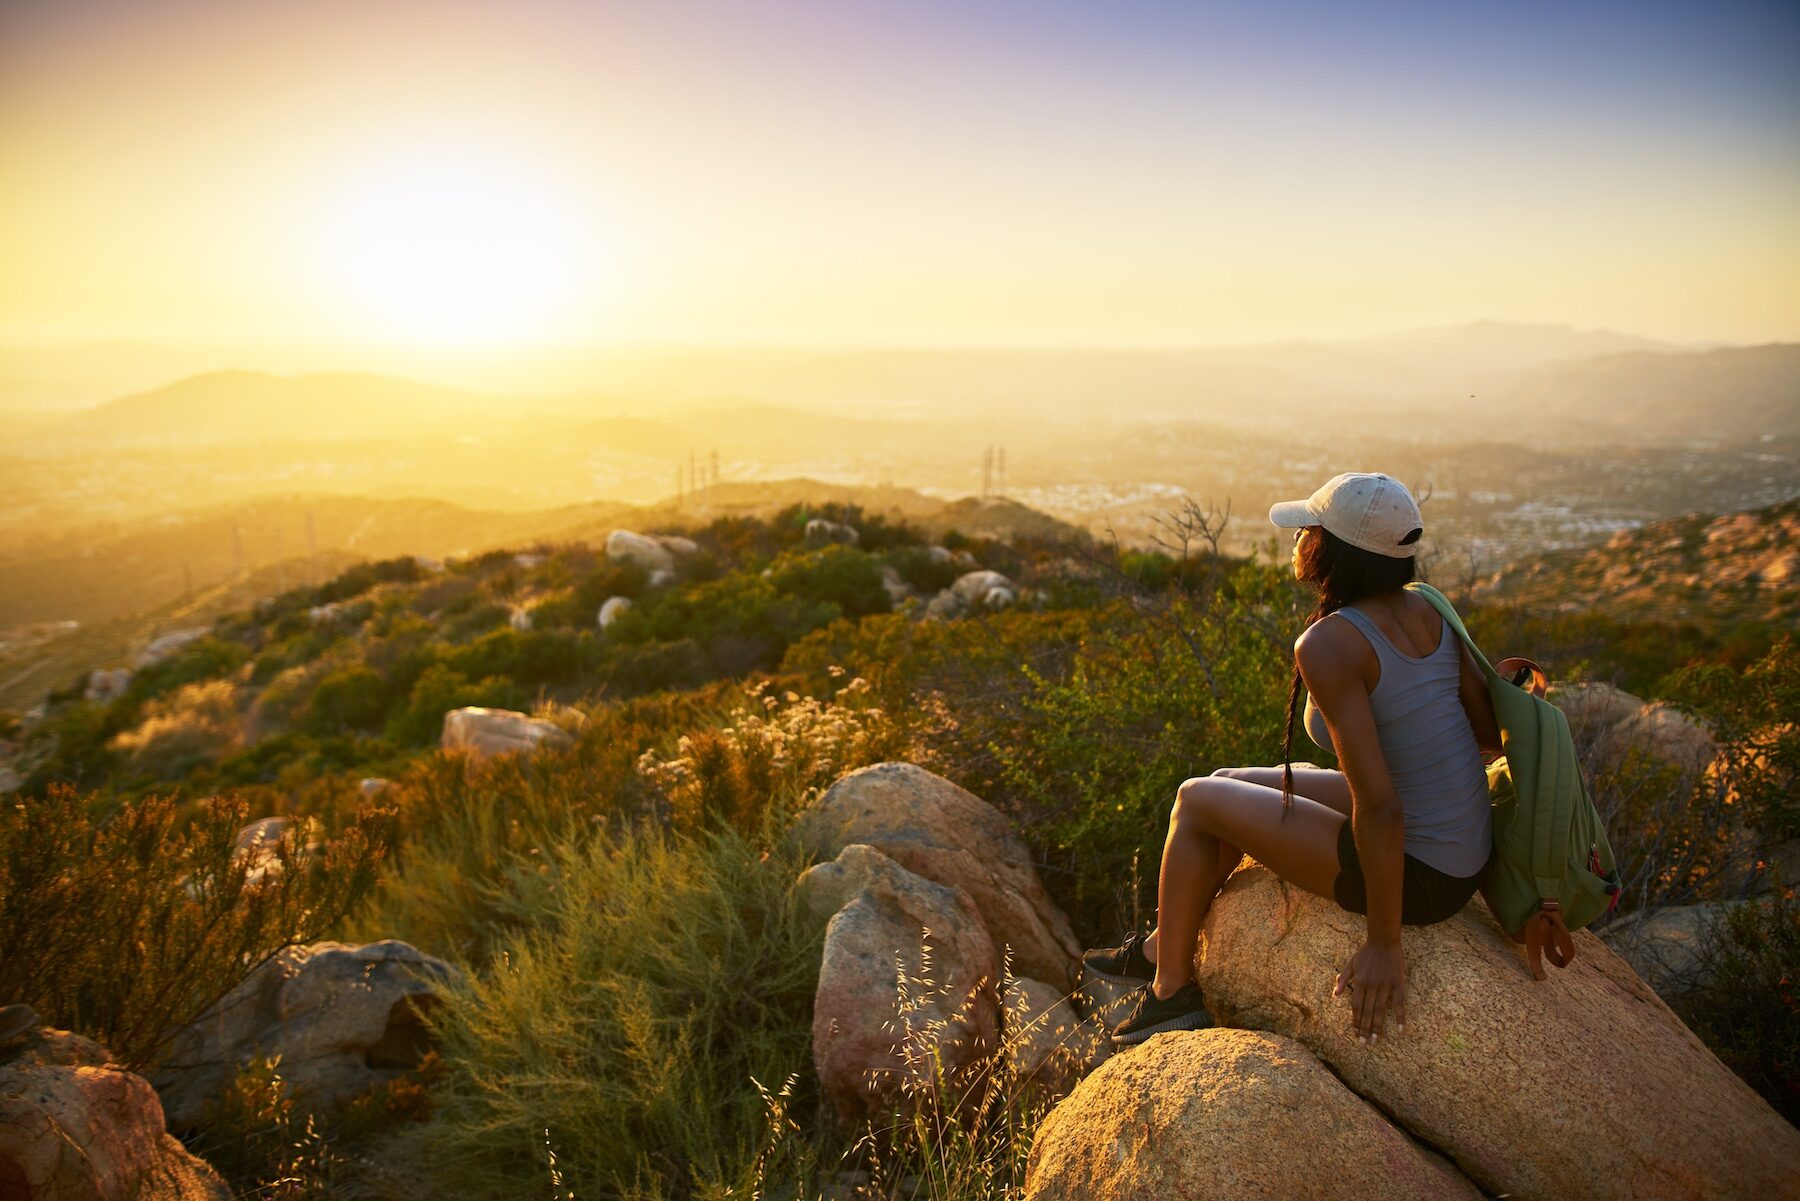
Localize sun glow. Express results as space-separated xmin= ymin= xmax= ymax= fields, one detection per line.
xmin=315 ymin=148 xmax=602 ymax=347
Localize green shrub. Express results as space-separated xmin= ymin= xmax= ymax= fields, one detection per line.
xmin=767 ymin=544 xmax=891 ymax=619
xmin=250 ymin=627 xmax=341 ymax=685
xmin=438 ymin=601 xmax=513 ymax=643
xmin=386 ymin=665 xmax=523 ymax=747
xmin=981 ymin=564 xmax=1303 ymax=938
xmin=443 ymin=628 xmax=602 ymax=688
xmin=887 ymin=545 xmax=962 ymax=595
xmin=611 ymin=574 xmax=840 ymax=677
xmin=305 ymin=665 xmax=392 ymax=735
xmin=127 ymin=636 xmax=250 ymax=704
xmin=597 ymin=637 xmax=712 ymax=697
xmin=0 ymin=785 xmax=388 ymax=1071
xmin=352 ymin=689 xmax=732 ymax=961
xmin=316 ymin=556 xmax=424 ymax=605
xmin=366 ymin=816 xmax=824 ymax=1200
xmin=1676 ymin=886 xmax=1800 ymax=1122
xmin=1662 ymin=636 xmax=1800 ymax=842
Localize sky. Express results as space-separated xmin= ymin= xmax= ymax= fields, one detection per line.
xmin=1 ymin=0 xmax=1797 ymax=358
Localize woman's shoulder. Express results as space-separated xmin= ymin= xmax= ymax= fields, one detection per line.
xmin=1295 ymin=612 xmax=1374 ymax=676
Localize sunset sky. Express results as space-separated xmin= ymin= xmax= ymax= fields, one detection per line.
xmin=2 ymin=0 xmax=1797 ymax=358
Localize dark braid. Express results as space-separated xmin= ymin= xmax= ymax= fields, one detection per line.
xmin=1280 ymin=526 xmax=1417 ymax=814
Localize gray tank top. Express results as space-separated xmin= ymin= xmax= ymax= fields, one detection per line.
xmin=1302 ymin=604 xmax=1492 ymax=877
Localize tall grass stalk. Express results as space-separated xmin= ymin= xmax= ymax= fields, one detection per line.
xmin=361 ymin=803 xmax=827 ymax=1200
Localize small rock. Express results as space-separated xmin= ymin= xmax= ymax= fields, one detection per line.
xmin=441 ymin=707 xmax=575 ymax=759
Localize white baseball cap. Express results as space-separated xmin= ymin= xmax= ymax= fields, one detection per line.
xmin=1269 ymin=472 xmax=1423 ymax=558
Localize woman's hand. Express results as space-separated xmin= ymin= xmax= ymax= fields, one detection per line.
xmin=1334 ymin=941 xmax=1406 ymax=1043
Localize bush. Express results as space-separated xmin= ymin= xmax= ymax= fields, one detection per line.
xmin=767 ymin=544 xmax=891 ymax=619
xmin=442 ymin=628 xmax=602 ymax=688
xmin=316 ymin=556 xmax=424 ymax=605
xmin=126 ymin=635 xmax=250 ymax=704
xmin=0 ymin=785 xmax=388 ymax=1071
xmin=108 ymin=678 xmax=243 ymax=780
xmin=1662 ymin=636 xmax=1800 ymax=843
xmin=305 ymin=665 xmax=392 ymax=735
xmin=366 ymin=816 xmax=825 ymax=1200
xmin=887 ymin=545 xmax=962 ymax=596
xmin=386 ymin=665 xmax=523 ymax=747
xmin=611 ymin=574 xmax=840 ymax=677
xmin=1677 ymin=886 xmax=1800 ymax=1122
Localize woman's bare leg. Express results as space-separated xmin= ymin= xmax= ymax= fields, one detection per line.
xmin=1147 ymin=774 xmax=1346 ymax=1000
xmin=1140 ymin=765 xmax=1351 ymax=966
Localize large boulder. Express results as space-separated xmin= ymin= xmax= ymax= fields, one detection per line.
xmin=1554 ymin=682 xmax=1718 ymax=775
xmin=440 ymin=706 xmax=575 ymax=759
xmin=799 ymin=844 xmax=999 ymax=1120
xmin=1001 ymin=976 xmax=1104 ymax=1098
xmin=798 ymin=763 xmax=1080 ymax=986
xmin=1190 ymin=866 xmax=1800 ymax=1200
xmin=605 ymin=530 xmax=696 ymax=573
xmin=1025 ymin=1028 xmax=1479 ymax=1201
xmin=1 ymin=1026 xmax=229 ymax=1200
xmin=154 ymin=940 xmax=460 ymax=1130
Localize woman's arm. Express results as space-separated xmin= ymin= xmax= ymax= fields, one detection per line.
xmin=1297 ymin=621 xmax=1407 ymax=1040
xmin=1457 ymin=642 xmax=1503 ymax=759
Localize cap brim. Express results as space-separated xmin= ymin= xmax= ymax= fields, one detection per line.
xmin=1268 ymin=499 xmax=1315 ymax=528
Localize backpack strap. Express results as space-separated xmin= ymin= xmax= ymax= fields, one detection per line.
xmin=1522 ymin=901 xmax=1577 ymax=981
xmin=1407 ymin=583 xmax=1500 ymax=681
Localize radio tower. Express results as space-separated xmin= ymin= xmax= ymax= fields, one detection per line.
xmin=996 ymin=446 xmax=1006 ymax=499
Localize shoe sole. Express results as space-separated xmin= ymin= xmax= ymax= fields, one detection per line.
xmin=1110 ymin=1009 xmax=1214 ymax=1046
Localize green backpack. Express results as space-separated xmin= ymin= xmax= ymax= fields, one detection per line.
xmin=1408 ymin=582 xmax=1623 ymax=979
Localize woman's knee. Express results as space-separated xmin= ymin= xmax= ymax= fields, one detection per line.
xmin=1173 ymin=775 xmax=1218 ymax=824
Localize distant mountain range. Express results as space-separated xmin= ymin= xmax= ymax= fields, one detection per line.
xmin=16 ymin=323 xmax=1793 ymax=447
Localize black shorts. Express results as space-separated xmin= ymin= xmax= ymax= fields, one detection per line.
xmin=1333 ymin=821 xmax=1486 ymax=927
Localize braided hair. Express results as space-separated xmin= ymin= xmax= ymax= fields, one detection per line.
xmin=1281 ymin=525 xmax=1418 ymax=812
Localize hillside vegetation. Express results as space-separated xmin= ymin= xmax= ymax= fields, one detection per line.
xmin=2 ymin=493 xmax=1794 ymax=1199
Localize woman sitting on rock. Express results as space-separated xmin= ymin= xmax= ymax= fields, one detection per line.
xmin=1084 ymin=472 xmax=1500 ymax=1047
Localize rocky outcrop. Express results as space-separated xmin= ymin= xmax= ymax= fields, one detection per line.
xmin=798 ymin=845 xmax=998 ymax=1120
xmin=1 ymin=1026 xmax=229 ymax=1200
xmin=804 ymin=518 xmax=860 ymax=547
xmin=154 ymin=940 xmax=460 ymax=1130
xmin=924 ymin=570 xmax=1019 ymax=619
xmin=605 ymin=529 xmax=697 ymax=574
xmin=798 ymin=763 xmax=1079 ymax=986
xmin=1025 ymin=1029 xmax=1479 ymax=1201
xmin=85 ymin=668 xmax=133 ymax=704
xmin=134 ymin=627 xmax=209 ymax=670
xmin=1186 ymin=866 xmax=1800 ymax=1201
xmin=440 ymin=706 xmax=575 ymax=759
xmin=878 ymin=565 xmax=914 ymax=607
